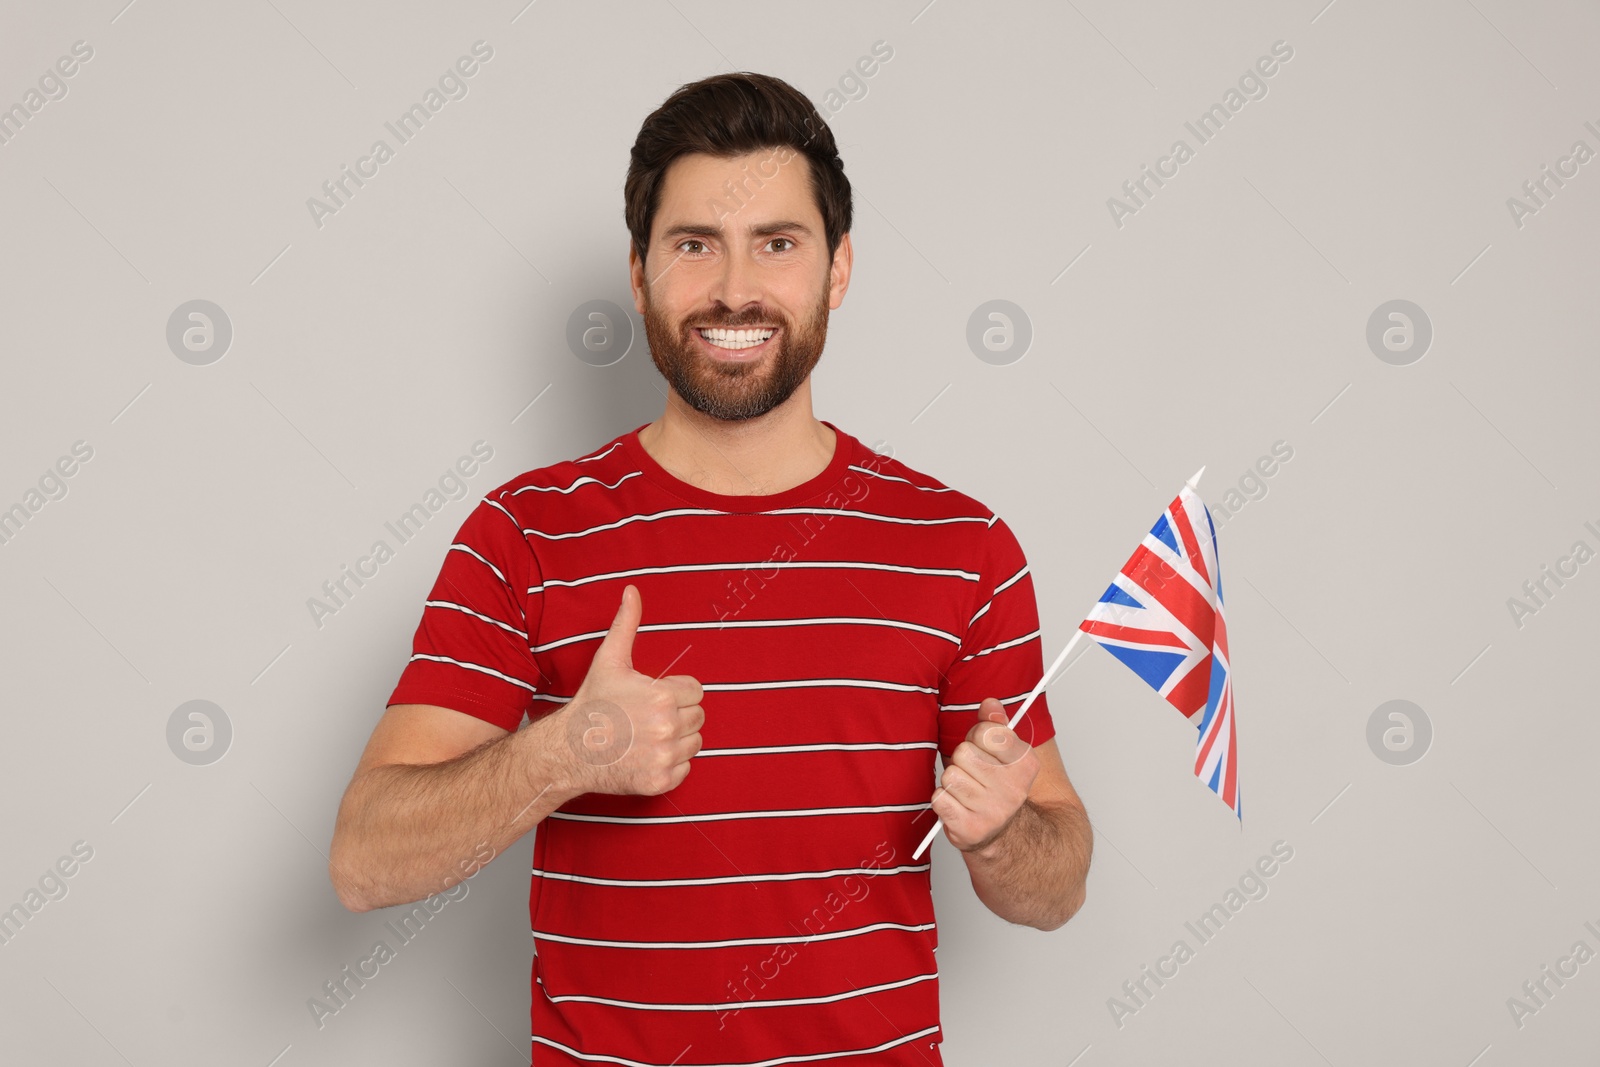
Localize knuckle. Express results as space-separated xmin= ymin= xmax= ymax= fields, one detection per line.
xmin=663 ymin=674 xmax=703 ymax=704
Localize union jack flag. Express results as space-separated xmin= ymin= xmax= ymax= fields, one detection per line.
xmin=1079 ymin=479 xmax=1240 ymax=819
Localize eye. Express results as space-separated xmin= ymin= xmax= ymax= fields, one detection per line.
xmin=767 ymin=237 xmax=793 ymax=253
xmin=678 ymin=239 xmax=709 ymax=255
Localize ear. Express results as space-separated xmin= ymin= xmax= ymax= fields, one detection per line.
xmin=827 ymin=231 xmax=853 ymax=310
xmin=628 ymin=243 xmax=647 ymax=316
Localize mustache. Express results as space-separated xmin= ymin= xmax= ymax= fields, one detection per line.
xmin=686 ymin=312 xmax=784 ymax=329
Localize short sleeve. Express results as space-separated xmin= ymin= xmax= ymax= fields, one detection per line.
xmin=386 ymin=491 xmax=546 ymax=732
xmin=938 ymin=514 xmax=1058 ymax=762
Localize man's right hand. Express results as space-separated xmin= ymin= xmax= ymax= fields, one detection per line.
xmin=554 ymin=583 xmax=704 ymax=796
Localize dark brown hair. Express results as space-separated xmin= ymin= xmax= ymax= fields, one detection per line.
xmin=625 ymin=72 xmax=852 ymax=270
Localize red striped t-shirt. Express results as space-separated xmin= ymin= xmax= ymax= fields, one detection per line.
xmin=387 ymin=419 xmax=1057 ymax=1066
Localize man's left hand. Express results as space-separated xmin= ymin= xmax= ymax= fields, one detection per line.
xmin=930 ymin=697 xmax=1040 ymax=854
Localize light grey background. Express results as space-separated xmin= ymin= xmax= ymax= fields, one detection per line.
xmin=2 ymin=0 xmax=1596 ymax=1063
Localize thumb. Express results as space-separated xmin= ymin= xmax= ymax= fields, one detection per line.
xmin=594 ymin=584 xmax=641 ymax=671
xmin=980 ymin=698 xmax=1009 ymax=724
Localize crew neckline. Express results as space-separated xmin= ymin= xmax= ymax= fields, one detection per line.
xmin=621 ymin=419 xmax=857 ymax=513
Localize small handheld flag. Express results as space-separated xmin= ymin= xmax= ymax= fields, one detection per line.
xmin=911 ymin=468 xmax=1237 ymax=861
xmin=1078 ymin=468 xmax=1237 ymax=819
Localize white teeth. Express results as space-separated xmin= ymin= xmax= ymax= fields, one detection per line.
xmin=699 ymin=327 xmax=775 ymax=350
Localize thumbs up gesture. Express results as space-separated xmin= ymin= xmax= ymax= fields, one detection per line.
xmin=556 ymin=584 xmax=705 ymax=797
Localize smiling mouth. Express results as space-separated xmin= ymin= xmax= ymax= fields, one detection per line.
xmin=697 ymin=327 xmax=777 ymax=352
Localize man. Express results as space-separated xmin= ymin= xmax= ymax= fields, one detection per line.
xmin=330 ymin=71 xmax=1092 ymax=1065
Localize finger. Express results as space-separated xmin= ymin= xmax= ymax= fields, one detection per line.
xmin=658 ymin=673 xmax=704 ymax=707
xmin=675 ymin=702 xmax=706 ymax=736
xmin=594 ymin=584 xmax=641 ymax=670
xmin=967 ymin=719 xmax=1025 ymax=764
xmin=662 ymin=759 xmax=692 ymax=794
xmin=952 ymin=738 xmax=1002 ymax=769
xmin=940 ymin=764 xmax=983 ymax=809
xmin=928 ymin=786 xmax=963 ymax=827
xmin=675 ymin=729 xmax=704 ymax=763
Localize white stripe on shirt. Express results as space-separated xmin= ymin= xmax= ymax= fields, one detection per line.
xmin=510 ymin=471 xmax=641 ymax=495
xmin=531 ymin=615 xmax=960 ymax=654
xmin=958 ymin=628 xmax=1040 ymax=662
xmin=537 ymin=970 xmax=938 ymax=1011
xmin=574 ymin=441 xmax=623 ymax=463
xmin=423 ymin=600 xmax=527 ymax=639
xmin=938 ymin=689 xmax=1035 ymax=712
xmin=547 ymin=802 xmax=929 ymax=825
xmin=529 ymin=1024 xmax=941 ymax=1067
xmin=520 ymin=507 xmax=989 ymax=541
xmin=529 ymin=862 xmax=930 ymax=888
xmin=847 ymin=464 xmax=956 ymax=492
xmin=447 ymin=542 xmax=509 ymax=586
xmin=695 ymin=741 xmax=937 ymax=757
xmin=407 ymin=653 xmax=538 ymax=693
xmin=530 ymin=558 xmax=980 ymax=592
xmin=529 ymin=919 xmax=936 ymax=950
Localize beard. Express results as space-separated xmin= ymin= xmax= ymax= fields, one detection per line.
xmin=640 ymin=274 xmax=830 ymax=423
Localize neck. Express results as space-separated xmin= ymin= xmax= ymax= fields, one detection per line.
xmin=637 ymin=383 xmax=836 ymax=497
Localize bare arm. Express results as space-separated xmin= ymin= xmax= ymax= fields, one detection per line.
xmin=962 ymin=791 xmax=1091 ymax=931
xmin=328 ymin=704 xmax=580 ymax=912
xmin=934 ymin=705 xmax=1093 ymax=931
xmin=330 ymin=583 xmax=702 ymax=912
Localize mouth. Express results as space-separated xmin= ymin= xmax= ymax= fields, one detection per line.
xmin=695 ymin=326 xmax=778 ymax=360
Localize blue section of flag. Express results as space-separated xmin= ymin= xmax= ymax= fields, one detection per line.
xmin=1099 ymin=643 xmax=1185 ymax=691
xmin=1098 ymin=583 xmax=1142 ymax=608
xmin=1203 ymin=505 xmax=1223 ymax=606
xmin=1150 ymin=514 xmax=1179 ymax=555
xmin=1196 ymin=657 xmax=1226 ymax=737
xmin=1206 ymin=658 xmax=1227 ymax=727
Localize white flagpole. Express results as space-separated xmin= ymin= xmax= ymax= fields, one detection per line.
xmin=909 ymin=466 xmax=1207 ymax=862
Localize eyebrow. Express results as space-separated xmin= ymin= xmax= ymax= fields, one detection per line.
xmin=659 ymin=220 xmax=814 ymax=242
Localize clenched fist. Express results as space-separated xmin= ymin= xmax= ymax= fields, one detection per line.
xmin=930 ymin=698 xmax=1040 ymax=853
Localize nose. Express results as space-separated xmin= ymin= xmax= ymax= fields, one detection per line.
xmin=708 ymin=241 xmax=762 ymax=316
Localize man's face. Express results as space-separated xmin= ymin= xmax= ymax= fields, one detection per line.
xmin=630 ymin=149 xmax=852 ymax=422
